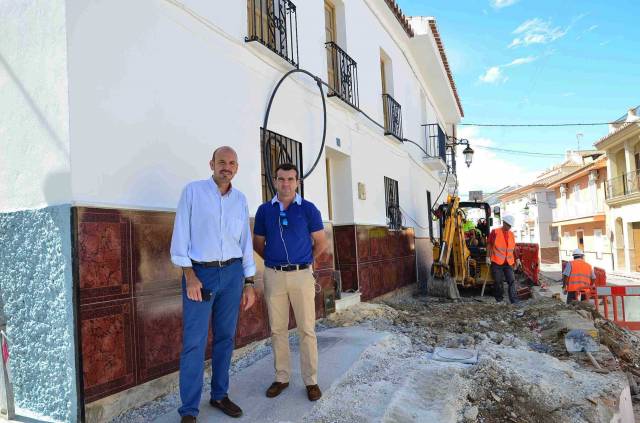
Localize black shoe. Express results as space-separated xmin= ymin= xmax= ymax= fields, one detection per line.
xmin=266 ymin=381 xmax=289 ymax=398
xmin=210 ymin=396 xmax=243 ymax=418
xmin=180 ymin=416 xmax=196 ymax=423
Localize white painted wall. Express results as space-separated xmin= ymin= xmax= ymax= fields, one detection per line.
xmin=0 ymin=1 xmax=71 ymax=212
xmin=608 ymin=202 xmax=640 ymax=272
xmin=65 ymin=0 xmax=459 ymax=227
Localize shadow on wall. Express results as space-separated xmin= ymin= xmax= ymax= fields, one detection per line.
xmin=42 ymin=171 xmax=72 ymax=207
xmin=0 ymin=54 xmax=69 ymax=159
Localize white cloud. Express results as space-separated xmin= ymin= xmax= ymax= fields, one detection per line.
xmin=479 ymin=66 xmax=506 ymax=84
xmin=508 ymin=18 xmax=568 ymax=48
xmin=478 ymin=56 xmax=536 ymax=84
xmin=490 ymin=0 xmax=519 ymax=9
xmin=505 ymin=56 xmax=537 ymax=66
xmin=455 ymin=128 xmax=539 ymax=196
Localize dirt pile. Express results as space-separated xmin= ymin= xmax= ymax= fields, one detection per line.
xmin=324 ymin=292 xmax=637 ymax=422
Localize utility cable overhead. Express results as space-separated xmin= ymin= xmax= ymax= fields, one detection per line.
xmin=459 ymin=122 xmax=612 ymax=127
xmin=474 ymin=145 xmax=565 ymax=157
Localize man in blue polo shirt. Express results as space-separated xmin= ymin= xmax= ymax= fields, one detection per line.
xmin=253 ymin=163 xmax=328 ymax=402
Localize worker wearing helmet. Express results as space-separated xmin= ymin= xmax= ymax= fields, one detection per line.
xmin=562 ymin=249 xmax=595 ymax=303
xmin=487 ymin=215 xmax=518 ymax=304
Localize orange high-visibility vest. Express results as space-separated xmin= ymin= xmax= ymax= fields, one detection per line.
xmin=490 ymin=228 xmax=515 ymax=265
xmin=567 ymin=259 xmax=593 ymax=292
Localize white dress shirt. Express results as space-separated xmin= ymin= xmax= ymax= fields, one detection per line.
xmin=170 ymin=178 xmax=256 ymax=278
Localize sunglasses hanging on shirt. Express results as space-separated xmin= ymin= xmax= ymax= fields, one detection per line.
xmin=279 ymin=210 xmax=288 ymax=228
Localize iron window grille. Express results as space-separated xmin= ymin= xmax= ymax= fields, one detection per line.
xmin=325 ymin=42 xmax=359 ymax=109
xmin=246 ymin=0 xmax=299 ymax=68
xmin=423 ymin=123 xmax=447 ymax=161
xmin=260 ymin=128 xmax=304 ymax=202
xmin=382 ymin=94 xmax=403 ymax=141
xmin=384 ymin=176 xmax=402 ymax=230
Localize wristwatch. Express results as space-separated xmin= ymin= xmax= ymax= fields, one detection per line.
xmin=244 ymin=277 xmax=255 ymax=288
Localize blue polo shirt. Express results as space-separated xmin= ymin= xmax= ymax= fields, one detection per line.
xmin=254 ymin=194 xmax=324 ymax=267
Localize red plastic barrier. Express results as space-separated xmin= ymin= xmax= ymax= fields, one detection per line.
xmin=515 ymin=243 xmax=540 ymax=285
xmin=595 ymin=285 xmax=640 ymax=331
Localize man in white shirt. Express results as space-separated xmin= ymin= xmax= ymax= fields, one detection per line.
xmin=170 ymin=146 xmax=256 ymax=422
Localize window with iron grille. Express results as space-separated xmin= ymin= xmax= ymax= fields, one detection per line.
xmin=384 ymin=177 xmax=401 ymax=230
xmin=260 ymin=128 xmax=304 ymax=202
xmin=246 ymin=0 xmax=299 ymax=68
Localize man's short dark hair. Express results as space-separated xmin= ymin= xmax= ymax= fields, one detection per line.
xmin=274 ymin=163 xmax=299 ymax=179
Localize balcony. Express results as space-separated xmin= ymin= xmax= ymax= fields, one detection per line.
xmin=246 ymin=0 xmax=299 ymax=68
xmin=606 ymin=170 xmax=640 ymax=201
xmin=552 ymin=200 xmax=605 ymax=223
xmin=382 ymin=94 xmax=403 ymax=141
xmin=421 ymin=123 xmax=447 ymax=171
xmin=325 ymin=42 xmax=359 ymax=109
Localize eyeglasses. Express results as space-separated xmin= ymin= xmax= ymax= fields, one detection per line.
xmin=279 ymin=210 xmax=288 ymax=227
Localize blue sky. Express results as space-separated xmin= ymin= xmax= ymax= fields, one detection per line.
xmin=397 ymin=0 xmax=640 ymax=196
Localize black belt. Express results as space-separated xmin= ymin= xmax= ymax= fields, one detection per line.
xmin=192 ymin=258 xmax=240 ymax=268
xmin=267 ymin=264 xmax=310 ymax=272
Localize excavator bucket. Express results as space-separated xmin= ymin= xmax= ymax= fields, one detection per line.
xmin=427 ymin=275 xmax=460 ymax=299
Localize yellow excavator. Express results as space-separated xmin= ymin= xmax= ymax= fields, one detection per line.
xmin=429 ymin=195 xmax=495 ymax=298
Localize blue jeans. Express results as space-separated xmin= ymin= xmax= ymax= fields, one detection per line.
xmin=178 ymin=260 xmax=244 ymax=417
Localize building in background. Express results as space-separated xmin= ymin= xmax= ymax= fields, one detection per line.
xmin=0 ymin=1 xmax=462 ymax=420
xmin=595 ymin=106 xmax=640 ymax=272
xmin=548 ymin=153 xmax=611 ymax=270
xmin=499 ymin=157 xmax=581 ymax=263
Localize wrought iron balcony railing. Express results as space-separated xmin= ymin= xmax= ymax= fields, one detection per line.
xmin=423 ymin=123 xmax=447 ymax=161
xmin=325 ymin=42 xmax=359 ymax=108
xmin=382 ymin=94 xmax=403 ymax=141
xmin=606 ymin=170 xmax=640 ymax=199
xmin=246 ymin=0 xmax=299 ymax=68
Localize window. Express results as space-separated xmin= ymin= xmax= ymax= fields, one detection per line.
xmin=572 ymin=184 xmax=581 ymax=202
xmin=246 ymin=0 xmax=299 ymax=67
xmin=324 ymin=0 xmax=358 ymax=107
xmin=384 ymin=177 xmax=401 ymax=230
xmin=260 ymin=128 xmax=304 ymax=201
xmin=550 ymin=226 xmax=559 ymax=242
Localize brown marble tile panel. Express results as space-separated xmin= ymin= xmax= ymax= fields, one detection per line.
xmin=80 ymin=299 xmax=136 ymax=402
xmin=368 ymin=227 xmax=387 ymax=261
xmin=356 ymin=226 xmax=370 ymax=261
xmin=314 ymin=223 xmax=335 ymax=271
xmin=333 ymin=225 xmax=356 ymax=264
xmin=77 ymin=209 xmax=131 ymax=304
xmin=129 ymin=211 xmax=181 ymax=295
xmin=337 ymin=264 xmax=358 ymax=292
xmin=134 ymin=293 xmax=183 ymax=383
xmin=236 ymin=288 xmax=269 ymax=348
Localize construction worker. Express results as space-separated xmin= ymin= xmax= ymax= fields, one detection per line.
xmin=562 ymin=249 xmax=596 ymax=303
xmin=487 ymin=215 xmax=518 ymax=304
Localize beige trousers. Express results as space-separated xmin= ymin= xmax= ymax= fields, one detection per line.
xmin=263 ymin=267 xmax=318 ymax=386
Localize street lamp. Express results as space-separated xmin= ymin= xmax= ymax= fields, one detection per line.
xmin=462 ymin=145 xmax=474 ymax=167
xmin=446 ymin=137 xmax=474 ymax=168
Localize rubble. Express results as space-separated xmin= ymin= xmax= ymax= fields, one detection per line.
xmin=321 ymin=291 xmax=638 ymax=422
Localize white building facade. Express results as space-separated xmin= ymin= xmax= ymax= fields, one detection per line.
xmin=1 ymin=0 xmax=463 ymax=420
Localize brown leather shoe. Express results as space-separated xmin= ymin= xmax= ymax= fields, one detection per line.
xmin=210 ymin=396 xmax=242 ymax=418
xmin=266 ymin=381 xmax=290 ymax=398
xmin=180 ymin=416 xmax=196 ymax=423
xmin=306 ymin=384 xmax=322 ymax=401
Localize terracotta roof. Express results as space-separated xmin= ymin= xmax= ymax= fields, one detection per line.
xmin=380 ymin=2 xmax=464 ymax=117
xmin=427 ymin=18 xmax=464 ymax=117
xmin=383 ymin=0 xmax=414 ymax=37
xmin=547 ymin=156 xmax=607 ymax=189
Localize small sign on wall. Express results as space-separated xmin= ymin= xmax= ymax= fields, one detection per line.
xmin=358 ymin=182 xmax=366 ymax=200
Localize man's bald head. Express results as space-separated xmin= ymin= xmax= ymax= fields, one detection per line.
xmin=212 ymin=146 xmax=238 ymax=162
xmin=210 ymin=146 xmax=239 ymax=188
